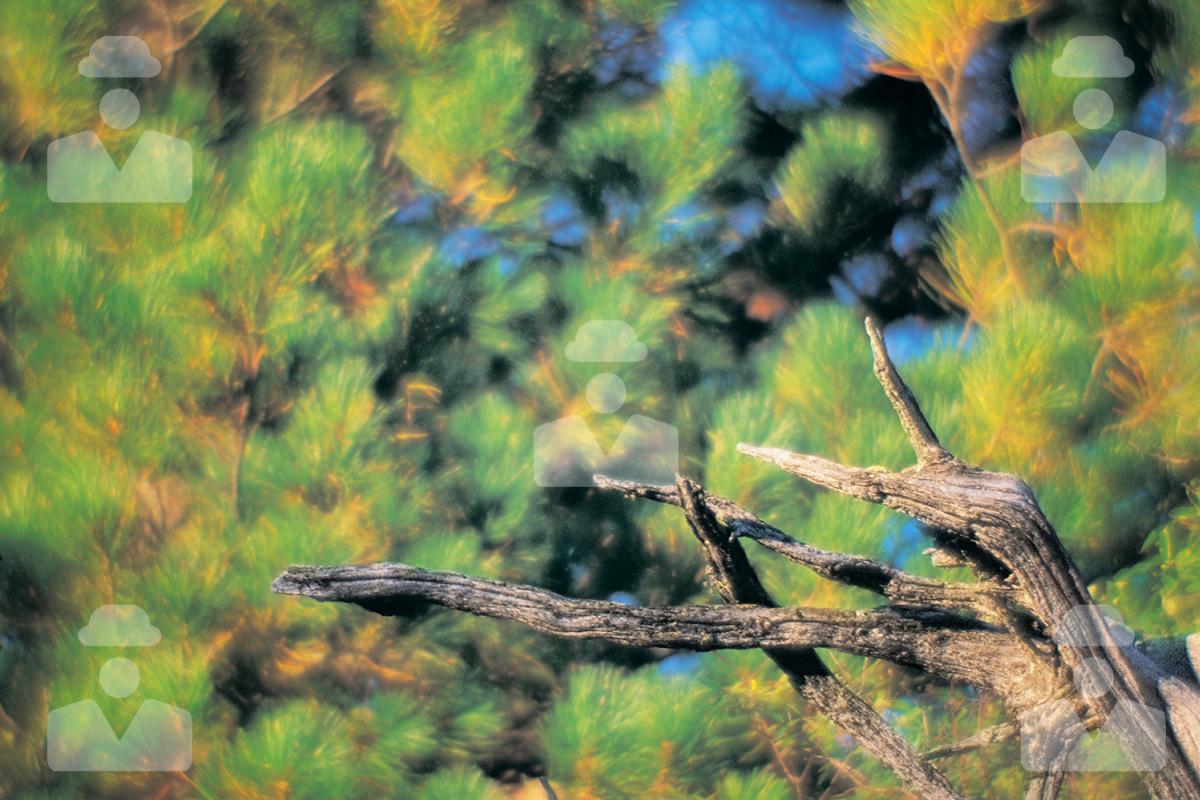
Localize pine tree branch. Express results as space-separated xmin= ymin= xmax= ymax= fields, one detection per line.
xmin=928 ymin=65 xmax=1031 ymax=301
xmin=921 ymin=721 xmax=1019 ymax=760
xmin=749 ymin=712 xmax=809 ymax=799
xmin=594 ymin=476 xmax=1021 ymax=617
xmin=271 ymin=562 xmax=1029 ymax=692
xmin=864 ymin=317 xmax=953 ymax=468
xmin=674 ymin=475 xmax=965 ymax=800
xmin=738 ymin=318 xmax=1200 ymax=799
xmin=272 ymin=319 xmax=1200 ymax=799
xmin=1023 ymin=773 xmax=1065 ymax=800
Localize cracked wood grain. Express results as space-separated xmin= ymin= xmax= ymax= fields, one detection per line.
xmin=594 ymin=476 xmax=1022 ymax=618
xmin=271 ymin=561 xmax=1027 ymax=693
xmin=674 ymin=475 xmax=964 ymax=800
xmin=273 ymin=316 xmax=1200 ymax=800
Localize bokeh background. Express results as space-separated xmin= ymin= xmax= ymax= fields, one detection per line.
xmin=2 ymin=0 xmax=1200 ymax=797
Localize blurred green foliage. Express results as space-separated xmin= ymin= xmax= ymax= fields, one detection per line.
xmin=1 ymin=0 xmax=1199 ymax=798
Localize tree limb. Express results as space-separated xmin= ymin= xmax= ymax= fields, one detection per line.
xmin=271 ymin=562 xmax=1038 ymax=694
xmin=864 ymin=316 xmax=955 ymax=468
xmin=272 ymin=316 xmax=1200 ymax=799
xmin=736 ymin=319 xmax=1200 ymax=798
xmin=1023 ymin=772 xmax=1065 ymax=800
xmin=674 ymin=475 xmax=965 ymax=800
xmin=921 ymin=721 xmax=1019 ymax=760
xmin=595 ymin=476 xmax=1023 ymax=617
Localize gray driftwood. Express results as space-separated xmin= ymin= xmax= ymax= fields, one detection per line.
xmin=274 ymin=318 xmax=1200 ymax=800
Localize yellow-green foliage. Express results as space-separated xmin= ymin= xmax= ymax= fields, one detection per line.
xmin=1012 ymin=34 xmax=1137 ymax=138
xmin=850 ymin=0 xmax=1039 ymax=78
xmin=375 ymin=0 xmax=486 ymax=69
xmin=958 ymin=303 xmax=1093 ymax=468
xmin=0 ymin=0 xmax=100 ymax=153
xmin=595 ymin=0 xmax=678 ymax=28
xmin=775 ymin=114 xmax=890 ymax=236
xmin=565 ymin=64 xmax=743 ymax=221
xmin=4 ymin=1 xmax=1200 ymax=799
xmin=394 ymin=24 xmax=536 ymax=214
xmin=542 ymin=662 xmax=764 ymax=800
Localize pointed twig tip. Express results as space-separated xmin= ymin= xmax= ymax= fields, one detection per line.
xmin=863 ymin=316 xmax=951 ymax=467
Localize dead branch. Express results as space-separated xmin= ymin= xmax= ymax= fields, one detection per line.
xmin=273 ymin=317 xmax=1200 ymax=799
xmin=594 ymin=476 xmax=1023 ymax=618
xmin=271 ymin=561 xmax=1026 ymax=692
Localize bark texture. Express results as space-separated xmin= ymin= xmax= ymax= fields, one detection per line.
xmin=274 ymin=318 xmax=1200 ymax=800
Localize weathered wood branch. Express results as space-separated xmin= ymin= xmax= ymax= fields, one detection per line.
xmin=737 ymin=321 xmax=1200 ymax=799
xmin=270 ymin=561 xmax=1028 ymax=692
xmin=922 ymin=721 xmax=1019 ymax=761
xmin=732 ymin=444 xmax=1084 ymax=621
xmin=594 ymin=476 xmax=1022 ymax=618
xmin=273 ymin=317 xmax=1200 ymax=800
xmin=864 ymin=316 xmax=953 ymax=469
xmin=674 ymin=475 xmax=965 ymax=800
xmin=1023 ymin=772 xmax=1066 ymax=800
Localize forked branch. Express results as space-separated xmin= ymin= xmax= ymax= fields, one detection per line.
xmin=595 ymin=476 xmax=1022 ymax=617
xmin=673 ymin=475 xmax=964 ymax=800
xmin=274 ymin=317 xmax=1200 ymax=800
